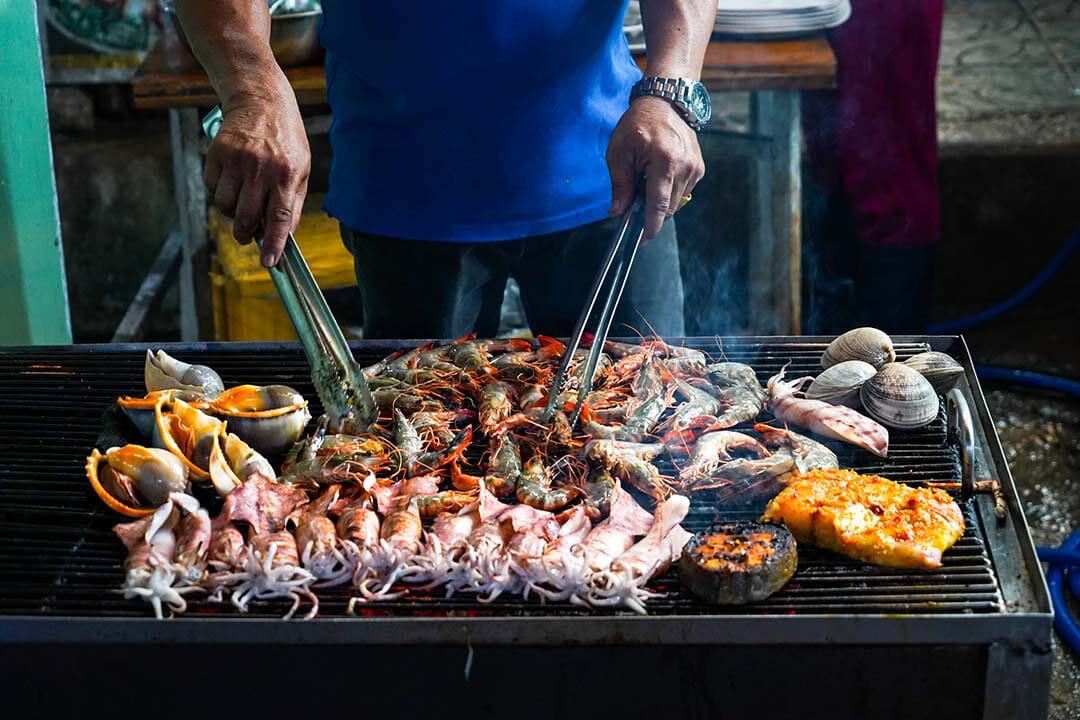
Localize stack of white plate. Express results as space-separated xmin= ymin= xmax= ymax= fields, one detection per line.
xmin=624 ymin=0 xmax=850 ymax=48
xmin=713 ymin=0 xmax=850 ymax=38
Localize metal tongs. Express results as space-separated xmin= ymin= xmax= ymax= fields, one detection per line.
xmin=540 ymin=186 xmax=647 ymax=428
xmin=202 ymin=106 xmax=377 ymax=433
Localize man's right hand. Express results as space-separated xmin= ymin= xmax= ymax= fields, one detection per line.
xmin=203 ymin=80 xmax=311 ymax=268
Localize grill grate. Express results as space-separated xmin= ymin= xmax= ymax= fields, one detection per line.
xmin=0 ymin=340 xmax=1004 ymax=618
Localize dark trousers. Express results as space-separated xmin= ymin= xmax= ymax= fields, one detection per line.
xmin=341 ymin=218 xmax=685 ymax=339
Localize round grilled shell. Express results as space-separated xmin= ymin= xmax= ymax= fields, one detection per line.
xmin=860 ymin=362 xmax=940 ymax=430
xmin=821 ymin=327 xmax=896 ymax=370
xmin=805 ymin=360 xmax=877 ymax=408
xmin=678 ymin=521 xmax=797 ymax=605
xmin=903 ymin=352 xmax=964 ymax=393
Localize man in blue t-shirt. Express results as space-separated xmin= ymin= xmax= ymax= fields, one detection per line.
xmin=174 ymin=1 xmax=715 ymax=338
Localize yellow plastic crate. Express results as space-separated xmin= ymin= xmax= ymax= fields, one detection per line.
xmin=209 ymin=194 xmax=356 ymax=341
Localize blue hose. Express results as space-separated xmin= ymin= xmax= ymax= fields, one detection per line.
xmin=975 ymin=366 xmax=1080 ymax=398
xmin=928 ymin=228 xmax=1080 ymax=334
xmin=1038 ymin=531 xmax=1080 ymax=657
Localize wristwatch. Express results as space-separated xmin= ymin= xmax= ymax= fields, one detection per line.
xmin=630 ymin=76 xmax=712 ymax=131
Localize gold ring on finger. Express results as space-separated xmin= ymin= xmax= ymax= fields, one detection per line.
xmin=678 ymin=193 xmax=693 ymax=210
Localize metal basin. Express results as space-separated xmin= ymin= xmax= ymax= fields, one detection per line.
xmin=166 ymin=8 xmax=324 ymax=68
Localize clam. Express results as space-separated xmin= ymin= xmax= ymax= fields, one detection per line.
xmin=85 ymin=445 xmax=190 ymax=517
xmin=821 ymin=327 xmax=896 ymax=370
xmin=805 ymin=360 xmax=877 ymax=408
xmin=209 ymin=384 xmax=311 ymax=457
xmin=859 ymin=363 xmax=939 ymax=430
xmin=903 ymin=352 xmax=964 ymax=393
xmin=208 ymin=428 xmax=276 ymax=496
xmin=153 ymin=396 xmax=225 ymax=480
xmin=117 ymin=389 xmax=209 ymax=441
xmin=144 ymin=349 xmax=224 ymax=398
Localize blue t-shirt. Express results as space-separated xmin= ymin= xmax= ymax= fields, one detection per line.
xmin=318 ymin=1 xmax=640 ymax=242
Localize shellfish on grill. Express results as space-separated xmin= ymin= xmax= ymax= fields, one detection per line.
xmin=144 ymin=349 xmax=224 ymax=398
xmin=805 ymin=360 xmax=877 ymax=408
xmin=859 ymin=362 xmax=939 ymax=430
xmin=208 ymin=428 xmax=277 ymax=496
xmin=821 ymin=327 xmax=896 ymax=370
xmin=117 ymin=389 xmax=209 ymax=441
xmin=903 ymin=351 xmax=964 ymax=393
xmin=208 ymin=384 xmax=311 ymax=457
xmin=85 ymin=445 xmax=190 ymax=517
xmin=153 ymin=396 xmax=225 ymax=480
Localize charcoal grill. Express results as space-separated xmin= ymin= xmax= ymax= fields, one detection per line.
xmin=0 ymin=337 xmax=1052 ymax=719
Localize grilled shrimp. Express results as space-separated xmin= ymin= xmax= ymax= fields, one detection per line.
xmin=767 ymin=367 xmax=889 ymax=457
xmin=479 ymin=381 xmax=515 ymax=436
xmin=754 ymin=423 xmax=839 ymax=474
xmin=676 ymin=431 xmax=770 ymax=483
xmin=515 ymin=455 xmax=576 ymax=511
xmin=584 ymin=465 xmax=617 ymax=518
xmin=585 ymin=439 xmax=670 ymax=499
xmin=483 ymin=433 xmax=522 ymax=497
xmin=415 ymin=490 xmax=479 ymax=518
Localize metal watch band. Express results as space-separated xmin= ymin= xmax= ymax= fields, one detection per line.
xmin=631 ymin=76 xmax=701 ymax=130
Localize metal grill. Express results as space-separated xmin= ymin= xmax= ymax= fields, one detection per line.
xmin=0 ymin=339 xmax=1004 ymax=618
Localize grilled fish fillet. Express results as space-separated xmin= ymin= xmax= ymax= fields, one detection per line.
xmin=761 ymin=469 xmax=964 ymax=570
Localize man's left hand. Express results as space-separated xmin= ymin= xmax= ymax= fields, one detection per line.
xmin=607 ymin=95 xmax=705 ymax=240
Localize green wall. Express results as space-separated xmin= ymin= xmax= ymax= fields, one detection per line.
xmin=0 ymin=0 xmax=71 ymax=344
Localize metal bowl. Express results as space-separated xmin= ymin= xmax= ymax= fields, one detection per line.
xmin=167 ymin=8 xmax=324 ymax=68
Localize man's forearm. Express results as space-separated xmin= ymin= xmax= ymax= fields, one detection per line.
xmin=639 ymin=0 xmax=715 ymax=79
xmin=172 ymin=0 xmax=285 ymax=107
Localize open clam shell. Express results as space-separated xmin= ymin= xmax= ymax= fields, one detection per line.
xmin=903 ymin=352 xmax=964 ymax=393
xmin=821 ymin=327 xmax=896 ymax=370
xmin=85 ymin=445 xmax=190 ymax=517
xmin=209 ymin=384 xmax=311 ymax=457
xmin=805 ymin=360 xmax=877 ymax=408
xmin=859 ymin=363 xmax=939 ymax=430
xmin=144 ymin=349 xmax=224 ymax=398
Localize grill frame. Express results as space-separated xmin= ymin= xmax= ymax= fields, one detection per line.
xmin=0 ymin=335 xmax=1055 ymax=718
xmin=0 ymin=335 xmax=1050 ymax=650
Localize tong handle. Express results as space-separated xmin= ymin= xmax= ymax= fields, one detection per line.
xmin=542 ymin=187 xmax=646 ymax=426
xmin=201 ymin=106 xmax=376 ymax=429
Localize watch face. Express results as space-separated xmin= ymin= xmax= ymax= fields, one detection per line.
xmin=689 ymin=83 xmax=712 ymax=126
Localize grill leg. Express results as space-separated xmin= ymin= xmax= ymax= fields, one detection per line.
xmin=981 ymin=640 xmax=1053 ymax=720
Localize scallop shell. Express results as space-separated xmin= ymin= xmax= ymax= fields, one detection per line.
xmin=903 ymin=352 xmax=964 ymax=393
xmin=806 ymin=360 xmax=878 ymax=408
xmin=821 ymin=327 xmax=896 ymax=370
xmin=860 ymin=363 xmax=939 ymax=430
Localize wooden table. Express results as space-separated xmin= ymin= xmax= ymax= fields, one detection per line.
xmin=132 ymin=26 xmax=834 ymax=339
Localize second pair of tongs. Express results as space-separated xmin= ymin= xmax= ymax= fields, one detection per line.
xmin=202 ymin=107 xmax=377 ymax=433
xmin=540 ymin=187 xmax=647 ymax=428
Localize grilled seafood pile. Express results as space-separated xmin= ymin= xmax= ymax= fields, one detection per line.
xmin=87 ymin=333 xmax=969 ymax=617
